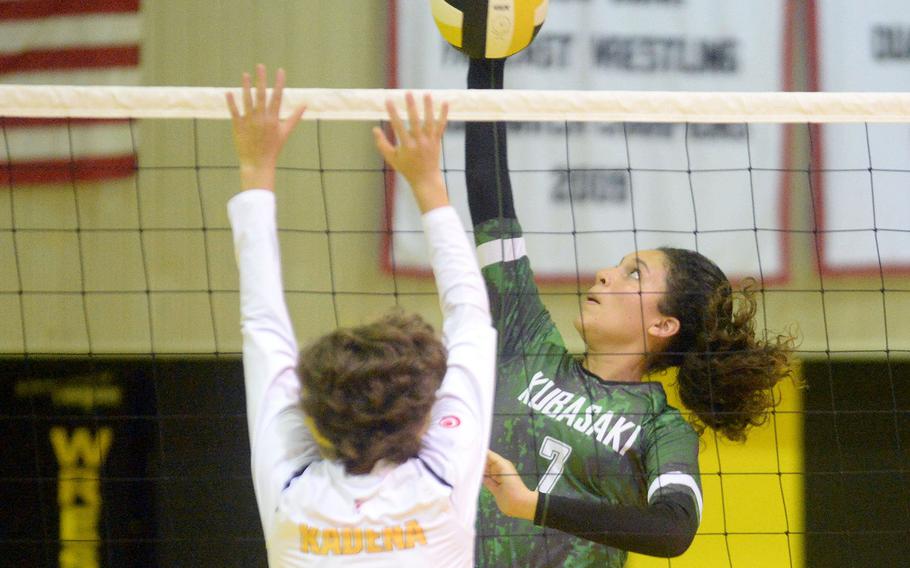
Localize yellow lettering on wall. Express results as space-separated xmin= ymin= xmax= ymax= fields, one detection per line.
xmin=59 ymin=503 xmax=100 ymax=541
xmin=50 ymin=427 xmax=113 ymax=468
xmin=59 ymin=543 xmax=99 ymax=568
xmin=58 ymin=470 xmax=101 ymax=506
xmin=51 ymin=427 xmax=114 ymax=568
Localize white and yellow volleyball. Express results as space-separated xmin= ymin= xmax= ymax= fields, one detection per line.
xmin=430 ymin=0 xmax=548 ymax=59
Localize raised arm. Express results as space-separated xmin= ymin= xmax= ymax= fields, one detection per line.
xmin=373 ymin=92 xmax=450 ymax=215
xmin=465 ymin=58 xmax=514 ymax=229
xmin=375 ymin=93 xmax=496 ymax=524
xmin=225 ymin=65 xmax=314 ymax=532
xmin=465 ymin=57 xmax=565 ymax=359
xmin=226 ymin=65 xmax=306 ymax=194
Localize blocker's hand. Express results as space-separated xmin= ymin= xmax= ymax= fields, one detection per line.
xmin=483 ymin=450 xmax=539 ymax=521
xmin=373 ymin=92 xmax=449 ymax=213
xmin=226 ymin=64 xmax=306 ymax=192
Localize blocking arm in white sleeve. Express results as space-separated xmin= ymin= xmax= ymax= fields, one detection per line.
xmin=228 ymin=189 xmax=319 ymax=534
xmin=372 ymin=91 xmax=497 ymax=525
xmin=418 ymin=205 xmax=497 ymax=526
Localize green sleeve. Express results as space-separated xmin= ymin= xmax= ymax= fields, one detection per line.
xmin=474 ymin=217 xmax=566 ymax=361
xmin=641 ymin=409 xmax=703 ymax=522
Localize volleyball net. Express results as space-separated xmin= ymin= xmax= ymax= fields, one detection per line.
xmin=1 ymin=86 xmax=909 ymax=567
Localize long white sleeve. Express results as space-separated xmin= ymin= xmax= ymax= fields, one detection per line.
xmin=417 ymin=206 xmax=497 ymax=527
xmin=229 ymin=198 xmax=495 ymax=567
xmin=228 ymin=189 xmax=319 ymax=534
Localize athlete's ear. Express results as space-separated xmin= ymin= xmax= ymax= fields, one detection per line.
xmin=648 ymin=316 xmax=680 ymax=339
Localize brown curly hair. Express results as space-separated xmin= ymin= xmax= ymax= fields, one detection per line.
xmin=646 ymin=248 xmax=796 ymax=442
xmin=298 ymin=310 xmax=447 ymax=474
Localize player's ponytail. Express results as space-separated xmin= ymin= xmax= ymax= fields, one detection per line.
xmin=647 ymin=248 xmax=796 ymax=442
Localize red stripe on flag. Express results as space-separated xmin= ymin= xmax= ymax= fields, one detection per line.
xmin=0 ymin=0 xmax=139 ymax=20
xmin=1 ymin=118 xmax=131 ymax=128
xmin=0 ymin=155 xmax=136 ymax=185
xmin=1 ymin=4 xmax=141 ymax=186
xmin=0 ymin=46 xmax=139 ymax=74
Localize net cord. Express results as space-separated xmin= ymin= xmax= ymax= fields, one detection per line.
xmin=1 ymin=85 xmax=910 ymax=123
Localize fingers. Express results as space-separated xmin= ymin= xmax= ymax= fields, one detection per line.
xmin=386 ymin=92 xmax=448 ymax=143
xmin=436 ymin=100 xmax=449 ymax=135
xmin=385 ymin=99 xmax=405 ymax=143
xmin=487 ymin=449 xmax=506 ymax=464
xmin=269 ymin=67 xmax=286 ymax=117
xmin=483 ymin=450 xmax=508 ymax=489
xmin=483 ymin=470 xmax=502 ymax=488
xmin=482 ymin=476 xmax=500 ymax=491
xmin=235 ymin=65 xmax=303 ymax=125
xmin=485 ymin=451 xmax=505 ymax=474
xmin=283 ymin=103 xmax=307 ymax=134
xmin=372 ymin=126 xmax=395 ymax=163
xmin=255 ymin=64 xmax=267 ymax=113
xmin=422 ymin=93 xmax=434 ymax=134
xmin=241 ymin=72 xmax=253 ymax=115
xmin=225 ymin=92 xmax=240 ymax=121
xmin=419 ymin=93 xmax=448 ymax=137
xmin=405 ymin=92 xmax=420 ymax=136
xmin=486 ymin=450 xmax=520 ymax=479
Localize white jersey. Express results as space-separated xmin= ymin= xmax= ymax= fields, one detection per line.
xmin=228 ymin=190 xmax=496 ymax=567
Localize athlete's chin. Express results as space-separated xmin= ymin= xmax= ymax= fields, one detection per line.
xmin=573 ymin=316 xmax=584 ymax=335
xmin=573 ymin=317 xmax=596 ymax=343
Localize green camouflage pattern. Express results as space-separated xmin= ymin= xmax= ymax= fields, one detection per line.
xmin=474 ymin=218 xmax=700 ymax=568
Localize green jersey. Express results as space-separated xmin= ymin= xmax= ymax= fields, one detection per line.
xmin=474 ymin=218 xmax=702 ymax=568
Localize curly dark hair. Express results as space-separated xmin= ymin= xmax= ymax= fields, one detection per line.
xmin=298 ymin=310 xmax=447 ymax=474
xmin=646 ymin=248 xmax=796 ymax=442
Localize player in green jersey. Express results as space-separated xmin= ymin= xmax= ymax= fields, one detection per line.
xmin=466 ymin=58 xmax=795 ymax=567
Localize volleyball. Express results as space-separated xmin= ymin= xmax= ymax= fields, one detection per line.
xmin=430 ymin=0 xmax=549 ymax=59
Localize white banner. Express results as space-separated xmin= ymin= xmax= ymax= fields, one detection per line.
xmin=815 ymin=0 xmax=910 ymax=275
xmin=390 ymin=0 xmax=789 ymax=283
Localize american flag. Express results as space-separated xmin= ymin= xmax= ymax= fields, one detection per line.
xmin=0 ymin=0 xmax=140 ymax=185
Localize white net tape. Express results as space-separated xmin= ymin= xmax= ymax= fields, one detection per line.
xmin=1 ymin=84 xmax=910 ymax=122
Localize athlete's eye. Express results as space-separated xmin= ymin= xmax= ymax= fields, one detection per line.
xmin=629 ymin=268 xmax=640 ymax=280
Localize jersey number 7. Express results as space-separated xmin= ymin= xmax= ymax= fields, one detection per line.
xmin=535 ymin=436 xmax=572 ymax=494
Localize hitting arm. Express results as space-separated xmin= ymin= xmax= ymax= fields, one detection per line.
xmin=472 ymin=56 xmax=700 ymax=556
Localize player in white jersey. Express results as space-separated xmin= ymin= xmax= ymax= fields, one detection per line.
xmin=225 ymin=65 xmax=496 ymax=567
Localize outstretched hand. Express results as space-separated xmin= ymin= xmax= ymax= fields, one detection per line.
xmin=483 ymin=450 xmax=539 ymax=521
xmin=226 ymin=64 xmax=307 ymax=191
xmin=373 ymin=93 xmax=449 ymax=213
